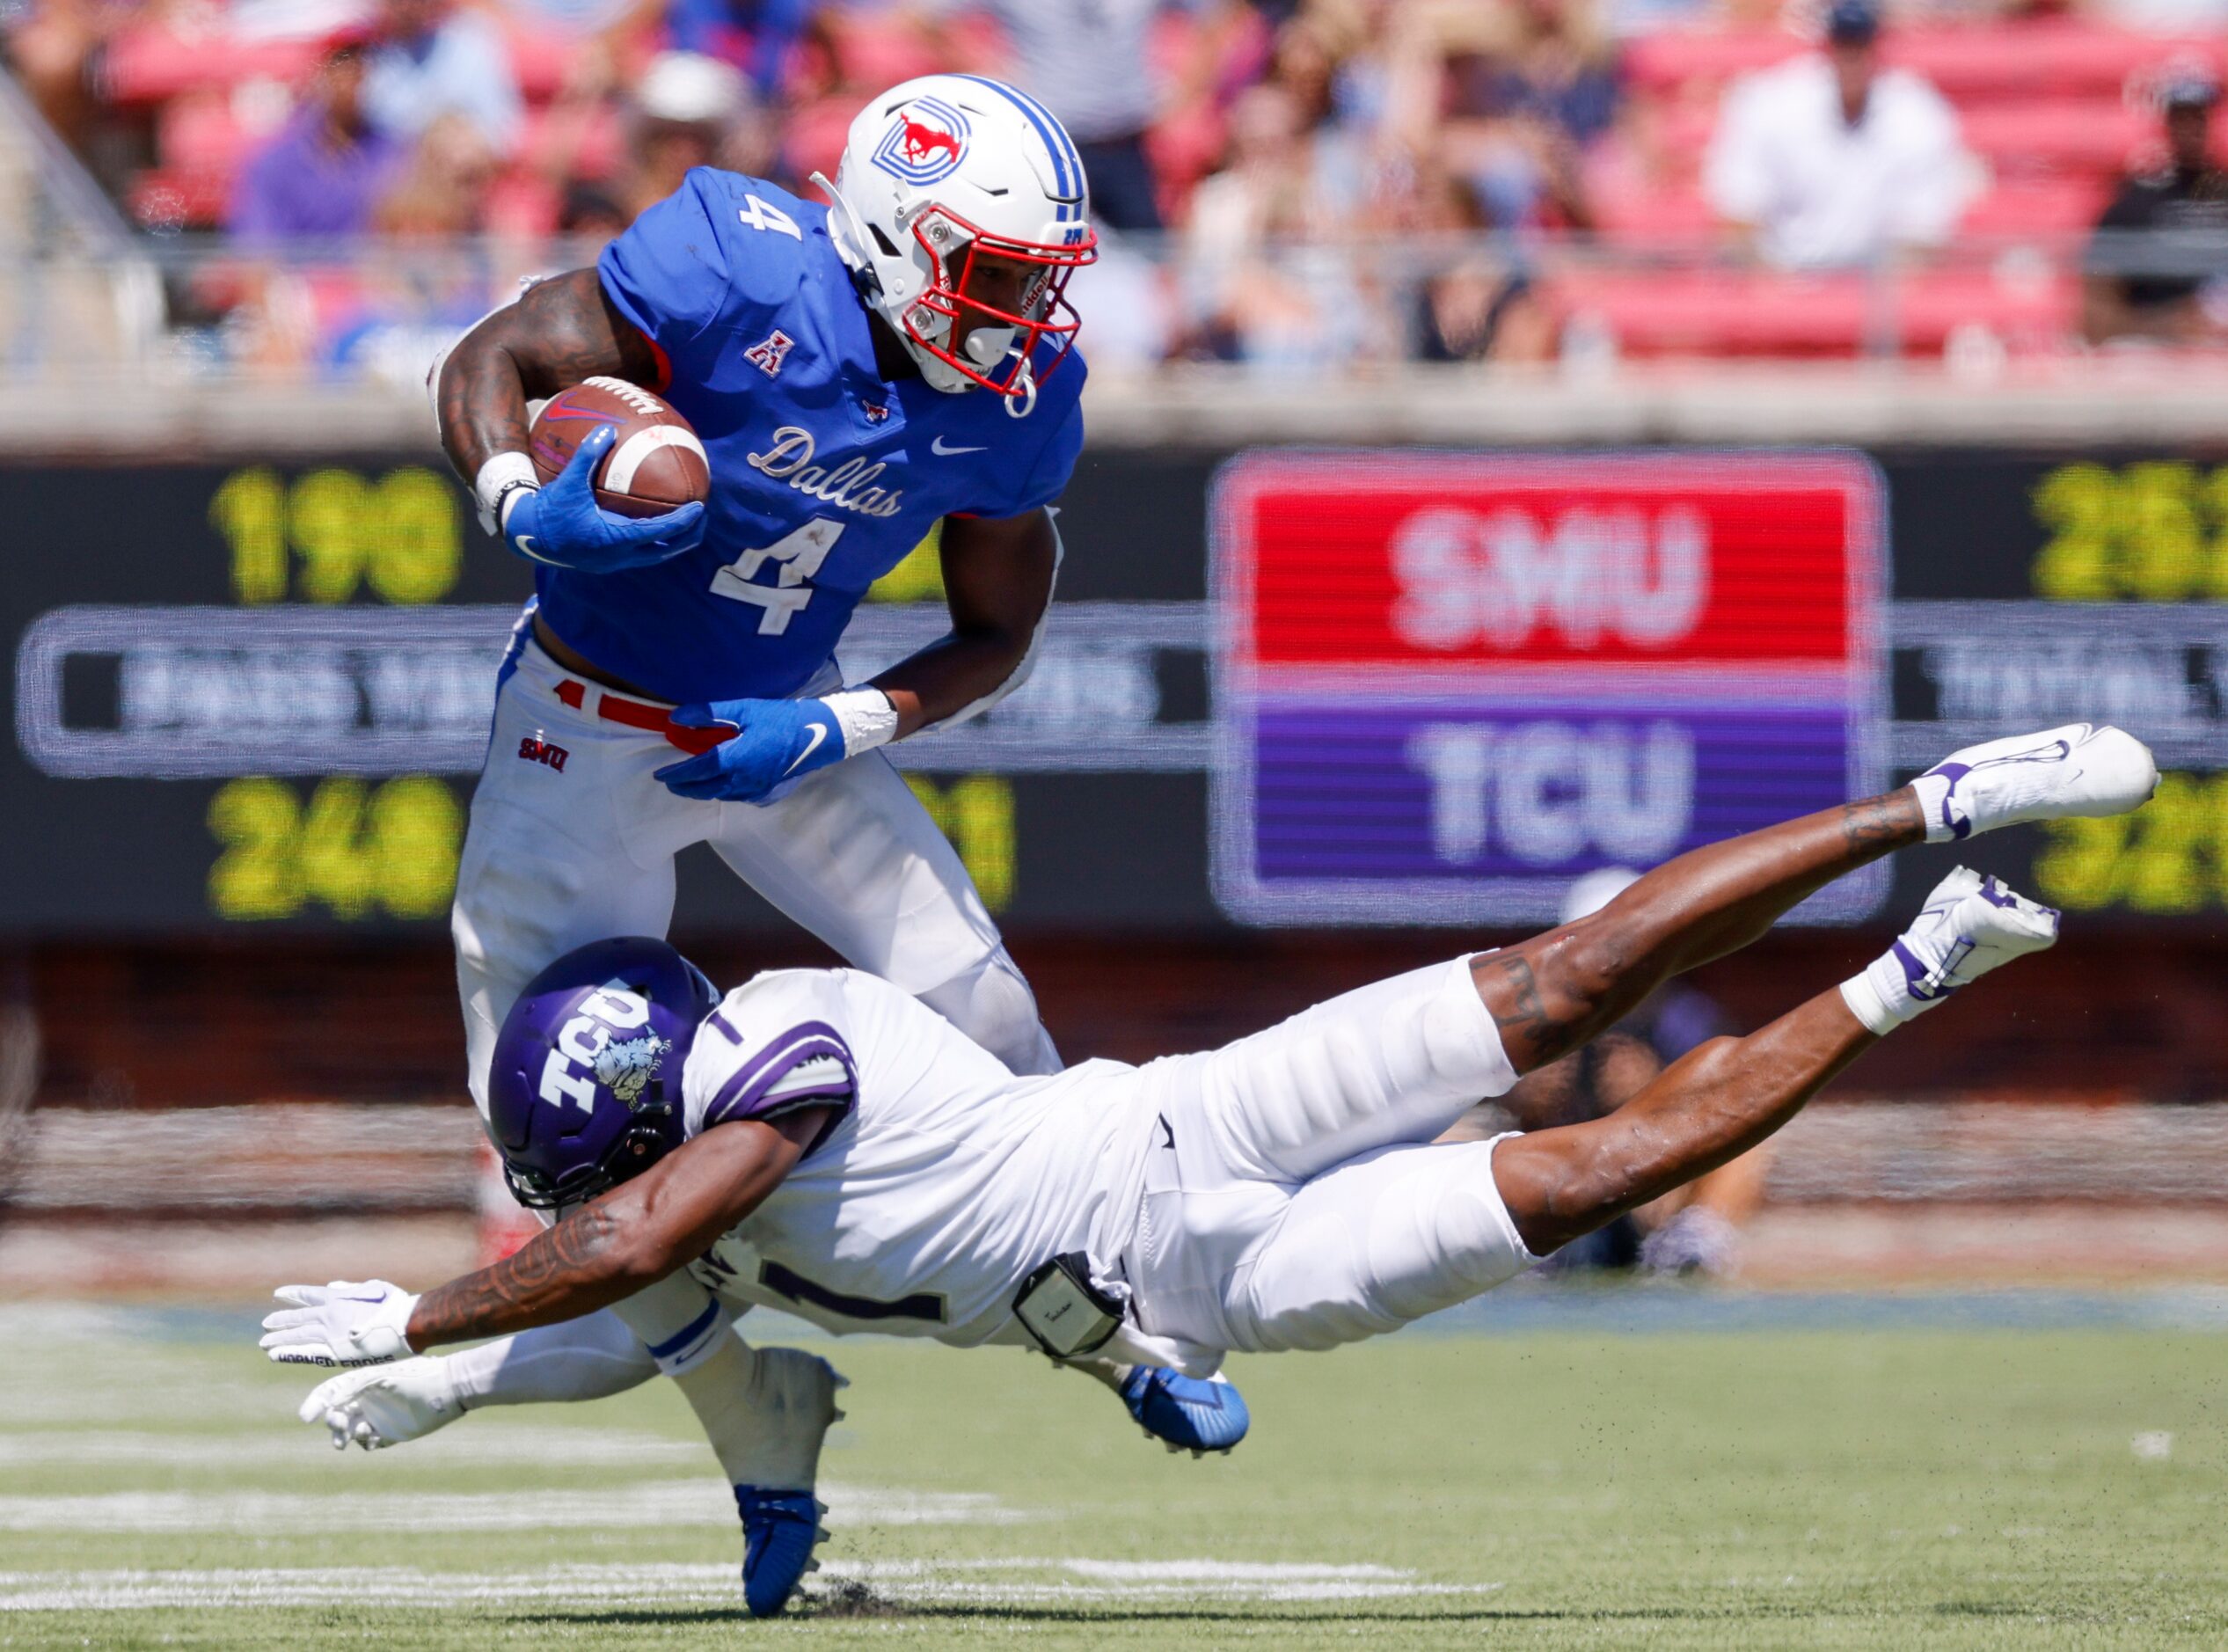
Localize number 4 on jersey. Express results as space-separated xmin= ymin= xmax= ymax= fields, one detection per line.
xmin=738 ymin=194 xmax=801 ymax=239
xmin=709 ymin=518 xmax=845 ymax=633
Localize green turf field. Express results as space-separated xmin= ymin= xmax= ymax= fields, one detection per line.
xmin=1 ymin=1301 xmax=2224 ymax=1648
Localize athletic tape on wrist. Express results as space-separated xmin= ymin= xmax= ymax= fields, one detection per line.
xmin=823 ymin=687 xmax=898 ymax=757
xmin=473 ymin=451 xmax=539 ymax=537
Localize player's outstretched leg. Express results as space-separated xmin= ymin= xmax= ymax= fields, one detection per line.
xmin=1472 ymin=722 xmax=2155 ymax=1074
xmin=1492 ymin=867 xmax=2061 ymax=1254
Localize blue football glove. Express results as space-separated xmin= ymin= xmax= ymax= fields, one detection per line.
xmin=654 ymin=696 xmax=846 ymax=805
xmin=501 ymin=422 xmax=706 ymax=573
xmin=734 ymin=1487 xmax=827 ymax=1618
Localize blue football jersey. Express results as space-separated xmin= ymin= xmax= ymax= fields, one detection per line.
xmin=533 ymin=167 xmax=1087 ymax=705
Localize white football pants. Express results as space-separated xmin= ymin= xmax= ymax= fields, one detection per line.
xmin=1126 ymin=955 xmax=1541 ymax=1356
xmin=446 ymin=620 xmax=1056 ymax=1415
xmin=453 ymin=623 xmax=1059 ymax=1119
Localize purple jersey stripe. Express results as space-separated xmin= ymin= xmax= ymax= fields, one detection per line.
xmin=705 ymin=1020 xmax=857 ymax=1130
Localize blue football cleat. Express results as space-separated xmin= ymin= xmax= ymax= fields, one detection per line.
xmin=734 ymin=1486 xmax=827 ymax=1617
xmin=1121 ymin=1365 xmax=1250 ymax=1456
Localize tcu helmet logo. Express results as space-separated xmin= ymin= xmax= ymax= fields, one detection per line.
xmin=537 ymin=987 xmax=668 ymax=1115
xmin=872 ymin=94 xmax=971 ymax=186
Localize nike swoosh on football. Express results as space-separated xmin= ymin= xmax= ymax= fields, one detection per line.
xmin=930 ymin=437 xmax=987 ymax=456
xmin=782 ymin=723 xmax=829 ymax=776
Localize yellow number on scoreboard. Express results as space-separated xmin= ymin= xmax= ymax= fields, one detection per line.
xmin=2033 ymin=460 xmax=2228 ymax=601
xmin=207 ymin=776 xmax=464 ymax=922
xmin=210 ymin=465 xmax=463 ymax=606
xmin=2033 ymin=771 xmax=2228 ymax=915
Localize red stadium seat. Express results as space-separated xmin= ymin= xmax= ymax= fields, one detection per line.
xmin=1623 ymin=23 xmax=2226 ymax=106
xmin=1895 ymin=265 xmax=2079 ymax=352
xmin=127 ymin=166 xmax=230 ymax=230
xmin=1621 ymin=30 xmax=1803 ymax=97
xmin=1893 ymin=25 xmax=2226 ymax=105
xmin=1546 ymin=267 xmax=1874 ymax=356
xmin=1543 ymin=262 xmax=2078 ymax=359
xmin=100 ymin=23 xmax=318 ymax=106
xmin=503 ymin=24 xmax=579 ymax=105
xmin=1960 ymin=101 xmax=2151 ymax=180
xmin=159 ymin=93 xmax=257 ymax=179
xmin=1588 ymin=182 xmax=1718 ymax=245
xmin=1959 ymin=179 xmax=2112 ymax=238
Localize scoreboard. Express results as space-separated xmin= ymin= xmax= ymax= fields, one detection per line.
xmin=1209 ymin=450 xmax=1886 ymax=925
xmin=4 ymin=447 xmax=2226 ymax=935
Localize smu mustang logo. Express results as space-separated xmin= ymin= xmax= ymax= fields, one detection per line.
xmin=872 ymin=95 xmax=970 ymax=186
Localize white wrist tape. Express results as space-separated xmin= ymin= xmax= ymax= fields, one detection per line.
xmin=473 ymin=451 xmax=539 ymax=537
xmin=824 ymin=686 xmax=898 ymax=757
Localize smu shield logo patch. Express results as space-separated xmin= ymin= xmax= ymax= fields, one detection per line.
xmin=872 ymin=95 xmax=970 ymax=186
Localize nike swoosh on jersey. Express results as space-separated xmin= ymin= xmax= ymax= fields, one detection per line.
xmin=783 ymin=722 xmax=829 ymax=776
xmin=930 ymin=436 xmax=988 ymax=456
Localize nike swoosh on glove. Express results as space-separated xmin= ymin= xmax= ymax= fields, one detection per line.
xmin=502 ymin=423 xmax=706 ymax=573
xmin=654 ymin=698 xmax=844 ymax=805
xmin=259 ymin=1281 xmax=420 ymax=1368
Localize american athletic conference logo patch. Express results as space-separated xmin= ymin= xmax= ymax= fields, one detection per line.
xmin=871 ymin=95 xmax=970 ymax=186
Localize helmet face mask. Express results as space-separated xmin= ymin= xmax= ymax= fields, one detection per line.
xmin=818 ymin=75 xmax=1098 ymax=410
xmin=901 ymin=206 xmax=1091 ymax=405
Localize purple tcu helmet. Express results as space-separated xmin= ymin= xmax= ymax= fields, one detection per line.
xmin=488 ymin=937 xmax=720 ymax=1209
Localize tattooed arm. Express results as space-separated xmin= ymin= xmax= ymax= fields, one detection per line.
xmin=434 ymin=267 xmax=665 ymax=487
xmin=403 ymin=1107 xmax=833 ymax=1351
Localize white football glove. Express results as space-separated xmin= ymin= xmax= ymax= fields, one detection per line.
xmin=260 ymin=1280 xmax=420 ymax=1368
xmin=299 ymin=1359 xmax=464 ymax=1450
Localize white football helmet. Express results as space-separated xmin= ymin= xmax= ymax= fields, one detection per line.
xmin=814 ymin=75 xmax=1097 ymax=413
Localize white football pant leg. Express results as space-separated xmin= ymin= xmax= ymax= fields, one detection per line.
xmin=1219 ymin=1137 xmax=1539 ymax=1353
xmin=1128 ymin=957 xmax=1522 ymax=1353
xmin=452 ymin=644 xmax=683 ymax=1119
xmin=705 ymin=747 xmax=1061 ymax=1074
xmin=1168 ymin=954 xmax=1516 ymax=1185
xmin=915 ymin=947 xmax=1061 ymax=1077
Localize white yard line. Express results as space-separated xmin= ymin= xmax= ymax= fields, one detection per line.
xmin=0 ymin=1480 xmax=1021 ymax=1532
xmin=0 ymin=1427 xmax=707 ymax=1468
xmin=0 ymin=1561 xmax=1504 ymax=1612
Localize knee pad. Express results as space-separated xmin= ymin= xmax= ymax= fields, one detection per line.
xmin=916 ymin=948 xmax=1062 ymax=1076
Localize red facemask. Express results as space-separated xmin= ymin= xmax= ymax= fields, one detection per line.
xmin=902 ymin=204 xmax=1098 ymax=404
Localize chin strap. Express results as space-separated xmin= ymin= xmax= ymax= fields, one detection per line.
xmin=1003 ymin=356 xmax=1038 ymax=418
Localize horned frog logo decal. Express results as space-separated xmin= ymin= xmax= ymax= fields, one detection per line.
xmin=595 ymin=1032 xmax=672 ymax=1109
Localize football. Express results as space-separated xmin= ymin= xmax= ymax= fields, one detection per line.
xmin=528 ymin=376 xmax=711 ymax=520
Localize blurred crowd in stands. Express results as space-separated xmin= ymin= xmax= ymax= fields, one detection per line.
xmin=9 ymin=0 xmax=2228 ymax=375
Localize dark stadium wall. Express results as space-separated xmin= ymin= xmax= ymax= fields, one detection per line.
xmin=4 ymin=442 xmax=2225 ymax=1111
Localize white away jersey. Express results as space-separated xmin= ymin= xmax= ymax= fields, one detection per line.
xmin=678 ymin=969 xmax=1147 ymax=1345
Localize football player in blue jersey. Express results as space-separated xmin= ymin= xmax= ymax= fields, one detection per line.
xmin=354 ymin=74 xmax=1246 ymax=1614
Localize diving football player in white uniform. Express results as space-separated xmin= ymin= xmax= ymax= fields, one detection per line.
xmin=269 ymin=723 xmax=2157 ymax=1613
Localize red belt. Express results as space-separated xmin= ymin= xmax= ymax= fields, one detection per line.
xmin=554 ymin=677 xmax=729 ymax=757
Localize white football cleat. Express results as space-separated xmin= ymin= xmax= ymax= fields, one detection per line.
xmin=722 ymin=1347 xmax=849 ymax=1491
xmin=1912 ymin=723 xmax=2157 ymax=842
xmin=298 ymin=1357 xmax=464 ymax=1451
xmin=1843 ymin=867 xmax=2060 ymax=1034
